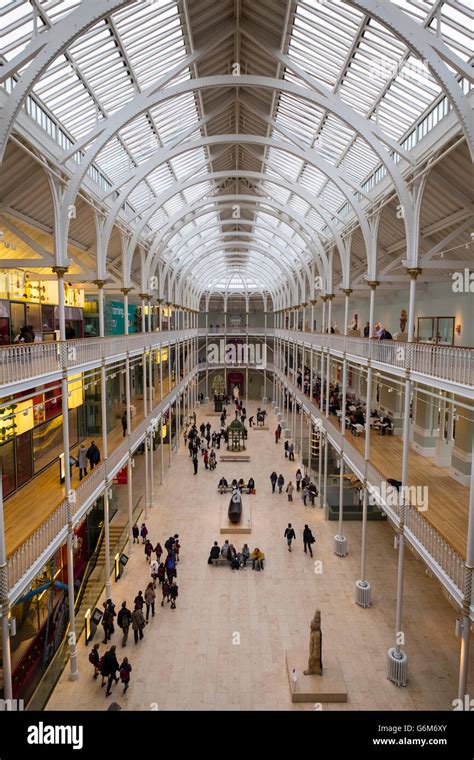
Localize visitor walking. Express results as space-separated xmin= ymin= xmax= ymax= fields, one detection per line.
xmin=193 ymin=451 xmax=198 ymax=475
xmin=103 ymin=645 xmax=119 ymax=697
xmin=101 ymin=603 xmax=114 ymax=644
xmin=117 ymin=601 xmax=132 ymax=647
xmin=270 ymin=471 xmax=278 ymax=493
xmin=119 ymin=657 xmax=132 ymax=694
xmin=284 ymin=440 xmax=289 ymax=458
xmin=121 ymin=410 xmax=127 ymax=437
xmin=86 ymin=440 xmax=101 ymax=470
xmin=144 ymin=582 xmax=156 ymax=622
xmin=277 ymin=473 xmax=285 ymax=493
xmin=169 ymin=580 xmax=179 ymax=609
xmin=303 ymin=525 xmax=316 ymax=558
xmin=131 ymin=605 xmax=145 ymax=644
xmin=161 ymin=580 xmax=170 ymax=606
xmin=286 ymin=481 xmax=294 ymax=501
xmin=295 ymin=469 xmax=302 ymax=492
xmin=284 ymin=523 xmax=296 ymax=552
xmin=133 ymin=591 xmax=145 ymax=610
xmin=77 ymin=443 xmax=88 ymax=481
xmin=89 ymin=643 xmax=101 ymax=678
xmin=154 ymin=542 xmax=163 ymax=563
xmin=140 ymin=523 xmax=148 ymax=543
xmin=132 ymin=524 xmax=139 ymax=544
xmin=288 ymin=443 xmax=295 ymax=461
xmin=157 ymin=563 xmax=166 ymax=586
xmin=144 ymin=540 xmax=153 ymax=563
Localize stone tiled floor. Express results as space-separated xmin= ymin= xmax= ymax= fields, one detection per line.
xmin=47 ymin=401 xmax=473 ymax=711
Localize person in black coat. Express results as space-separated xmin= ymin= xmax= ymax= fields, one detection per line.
xmin=208 ymin=541 xmax=221 ymax=564
xmin=117 ymin=602 xmax=132 ymax=647
xmin=102 ymin=645 xmax=120 ymax=696
xmin=270 ymin=471 xmax=278 ymax=493
xmin=86 ymin=441 xmax=101 ymax=470
xmin=284 ymin=523 xmax=296 ymax=552
xmin=303 ymin=525 xmax=315 ymax=558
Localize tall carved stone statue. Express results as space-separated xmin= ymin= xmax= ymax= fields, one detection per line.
xmin=304 ymin=609 xmax=323 ymax=676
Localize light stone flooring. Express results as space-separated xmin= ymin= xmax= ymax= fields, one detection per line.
xmin=47 ymin=401 xmax=473 ymax=711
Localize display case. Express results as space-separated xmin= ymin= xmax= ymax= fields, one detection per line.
xmin=417 ymin=316 xmax=455 ymax=345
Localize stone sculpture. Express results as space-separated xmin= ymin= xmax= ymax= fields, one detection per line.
xmin=304 ymin=609 xmax=323 ymax=676
xmin=228 ymin=487 xmax=242 ymax=524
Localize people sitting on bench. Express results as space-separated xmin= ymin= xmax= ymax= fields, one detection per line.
xmin=379 ymin=415 xmax=393 ymax=435
xmin=238 ymin=478 xmax=245 ymax=491
xmin=218 ymin=477 xmax=228 ymax=493
xmin=221 ymin=540 xmax=230 ymax=557
xmin=207 ymin=541 xmax=221 ymax=564
xmin=251 ymin=547 xmax=265 ymax=571
xmin=231 ymin=478 xmax=238 ymax=489
xmin=227 ymin=544 xmax=240 ymax=570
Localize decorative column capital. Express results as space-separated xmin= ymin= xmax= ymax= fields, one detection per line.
xmin=301 ymin=302 xmax=308 ymax=308
xmin=93 ymin=279 xmax=107 ymax=289
xmin=156 ymin=298 xmax=164 ymax=304
xmin=320 ymin=295 xmax=328 ymax=303
xmin=310 ymin=299 xmax=317 ymax=305
xmin=342 ymin=288 xmax=353 ymax=296
xmin=120 ymin=287 xmax=133 ymax=295
xmin=325 ymin=293 xmax=335 ymax=301
xmin=366 ymin=280 xmax=379 ymax=290
xmin=406 ymin=267 xmax=423 ymax=279
xmin=138 ymin=292 xmax=149 ymax=300
xmin=52 ymin=266 xmax=69 ymax=277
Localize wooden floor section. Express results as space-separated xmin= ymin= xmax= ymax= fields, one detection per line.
xmin=325 ymin=413 xmax=469 ymax=559
xmin=4 ymin=376 xmax=173 ymax=559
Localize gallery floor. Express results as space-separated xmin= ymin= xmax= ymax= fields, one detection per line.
xmin=47 ymin=401 xmax=473 ymax=711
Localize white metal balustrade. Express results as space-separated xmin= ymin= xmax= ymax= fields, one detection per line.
xmin=276 ymin=330 xmax=474 ymax=389
xmin=0 ymin=329 xmax=198 ymax=389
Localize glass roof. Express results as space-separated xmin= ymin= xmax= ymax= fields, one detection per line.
xmin=1 ymin=0 xmax=471 ymax=297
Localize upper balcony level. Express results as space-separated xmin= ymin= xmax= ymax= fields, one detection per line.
xmin=0 ymin=328 xmax=197 ymax=395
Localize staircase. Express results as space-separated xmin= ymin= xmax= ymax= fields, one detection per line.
xmin=74 ymin=523 xmax=127 ymax=639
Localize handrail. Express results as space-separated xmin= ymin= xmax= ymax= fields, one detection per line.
xmin=275 ymin=329 xmax=474 ymax=388
xmin=0 ymin=328 xmax=198 ymax=389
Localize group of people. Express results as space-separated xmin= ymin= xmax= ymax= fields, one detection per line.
xmin=218 ymin=476 xmax=255 ymax=493
xmin=208 ymin=540 xmax=265 ymax=570
xmin=133 ymin=524 xmax=180 ymax=606
xmin=269 ymin=469 xmax=318 ymax=506
xmin=186 ymin=421 xmax=220 ymax=474
xmin=284 ymin=523 xmax=316 ymax=556
xmin=13 ymin=324 xmax=35 ymax=343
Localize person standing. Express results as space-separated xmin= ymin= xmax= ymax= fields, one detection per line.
xmin=275 ymin=427 xmax=279 ymax=444
xmin=161 ymin=579 xmax=170 ymax=606
xmin=288 ymin=443 xmax=295 ymax=461
xmin=89 ymin=643 xmax=101 ymax=679
xmin=284 ymin=440 xmax=289 ymax=458
xmin=154 ymin=542 xmax=163 ymax=563
xmin=277 ymin=473 xmax=285 ymax=494
xmin=303 ymin=525 xmax=315 ymax=558
xmin=101 ymin=603 xmax=114 ymax=644
xmin=270 ymin=471 xmax=278 ymax=493
xmin=132 ymin=523 xmax=139 ymax=544
xmin=284 ymin=523 xmax=296 ymax=552
xmin=286 ymin=481 xmax=294 ymax=501
xmin=144 ymin=582 xmax=156 ymax=622
xmin=117 ymin=601 xmax=132 ymax=647
xmin=150 ymin=559 xmax=159 ymax=587
xmin=121 ymin=410 xmax=127 ymax=437
xmin=203 ymin=448 xmax=209 ymax=469
xmin=144 ymin=540 xmax=153 ymax=563
xmin=165 ymin=553 xmax=176 ymax=584
xmin=131 ymin=605 xmax=145 ymax=644
xmin=133 ymin=591 xmax=145 ymax=610
xmin=193 ymin=451 xmax=198 ymax=475
xmin=86 ymin=440 xmax=101 ymax=471
xmin=77 ymin=443 xmax=88 ymax=481
xmin=103 ymin=645 xmax=120 ymax=697
xmin=295 ymin=469 xmax=302 ymax=492
xmin=140 ymin=523 xmax=148 ymax=543
xmin=119 ymin=657 xmax=132 ymax=694
xmin=169 ymin=580 xmax=179 ymax=609
xmin=157 ymin=563 xmax=166 ymax=586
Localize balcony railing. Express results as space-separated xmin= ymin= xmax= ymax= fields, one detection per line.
xmin=0 ymin=329 xmax=197 ymax=389
xmin=276 ymin=330 xmax=473 ymax=388
xmin=198 ymin=327 xmax=275 ymax=336
xmin=6 ymin=370 xmax=197 ymax=601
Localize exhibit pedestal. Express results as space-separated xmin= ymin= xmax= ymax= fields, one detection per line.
xmin=220 ymin=500 xmax=252 ymax=534
xmin=285 ymin=650 xmax=347 ymax=703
